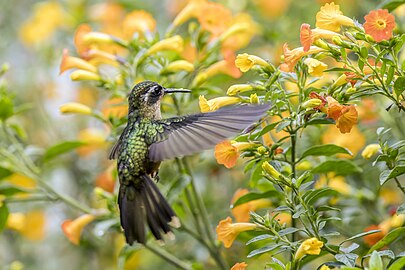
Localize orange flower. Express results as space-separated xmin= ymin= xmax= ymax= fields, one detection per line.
xmin=316 ymin=3 xmax=354 ymax=32
xmin=62 ymin=214 xmax=95 ymax=245
xmin=95 ymin=164 xmax=116 ymax=193
xmin=215 ymin=141 xmax=239 ymax=168
xmin=198 ymin=2 xmax=232 ymax=37
xmin=254 ymin=0 xmax=291 ymax=20
xmin=216 ymin=217 xmax=256 ymax=248
xmin=364 ymin=9 xmax=396 ymax=42
xmin=231 ymin=189 xmax=271 ymax=222
xmin=59 ymin=49 xmax=97 ymax=74
xmin=231 ymin=262 xmax=248 ymax=270
xmin=74 ymin=24 xmax=93 ymax=57
xmin=282 ymin=44 xmax=324 ymax=72
xmin=300 ymin=23 xmax=343 ymax=52
xmin=363 ymin=224 xmax=385 ymax=246
xmin=123 ymin=10 xmax=156 ymax=38
xmin=326 ymin=97 xmax=357 ymax=133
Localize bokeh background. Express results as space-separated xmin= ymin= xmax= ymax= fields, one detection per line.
xmin=0 ymin=0 xmax=404 ymax=269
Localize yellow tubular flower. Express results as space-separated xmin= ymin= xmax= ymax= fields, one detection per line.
xmin=316 ymin=3 xmax=354 ymax=32
xmin=60 ymin=49 xmax=97 ymax=74
xmin=70 ymin=70 xmax=101 ymax=81
xmin=235 ymin=53 xmax=269 ymax=72
xmin=146 ymin=35 xmax=184 ymax=55
xmin=227 ymin=84 xmax=254 ymax=96
xmin=282 ymin=44 xmax=325 ymax=72
xmin=295 ymin=238 xmax=324 ymax=260
xmin=83 ymin=32 xmax=127 ymax=46
xmin=164 ymin=60 xmax=194 ymax=73
xmin=123 ymin=10 xmax=156 ymax=38
xmin=172 ymin=0 xmax=208 ymax=27
xmin=220 ymin=23 xmax=250 ymax=42
xmin=361 ymin=144 xmax=381 ymax=159
xmin=302 ymin=98 xmax=323 ymax=109
xmin=331 ymin=74 xmax=348 ymax=89
xmin=86 ymin=49 xmax=121 ymax=67
xmin=320 ymin=265 xmax=331 ymax=270
xmin=262 ymin=161 xmax=281 ymax=179
xmin=62 ymin=214 xmax=96 ymax=245
xmin=199 ymin=95 xmax=240 ymax=113
xmin=59 ymin=102 xmax=92 ymax=115
xmin=7 ymin=211 xmax=46 ymax=241
xmin=304 ymin=58 xmax=328 ymax=77
xmin=216 ymin=217 xmax=257 ymax=248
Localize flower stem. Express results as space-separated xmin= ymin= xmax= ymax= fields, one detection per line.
xmin=394 ymin=177 xmax=405 ymax=195
xmin=144 ymin=243 xmax=192 ymax=270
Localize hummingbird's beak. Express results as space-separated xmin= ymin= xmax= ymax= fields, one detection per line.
xmin=164 ymin=88 xmax=191 ymax=94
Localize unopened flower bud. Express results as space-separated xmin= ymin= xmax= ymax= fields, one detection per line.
xmin=60 ymin=102 xmax=92 ymax=115
xmin=361 ymin=144 xmax=380 ymax=159
xmin=70 ymin=70 xmax=101 ymax=81
xmin=250 ymin=93 xmax=259 ymax=104
xmin=257 ymin=146 xmax=267 ymax=155
xmin=302 ymin=98 xmax=322 ymax=109
xmin=262 ymin=161 xmax=281 ymax=179
xmin=227 ymin=84 xmax=254 ymax=96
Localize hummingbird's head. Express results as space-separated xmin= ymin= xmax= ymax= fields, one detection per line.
xmin=128 ymin=81 xmax=190 ymax=119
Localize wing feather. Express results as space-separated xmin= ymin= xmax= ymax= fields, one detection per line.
xmin=148 ymin=104 xmax=270 ymax=161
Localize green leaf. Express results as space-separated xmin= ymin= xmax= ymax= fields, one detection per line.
xmin=296 ymin=171 xmax=313 ymax=188
xmin=386 ymin=65 xmax=395 ymax=85
xmin=255 ymin=122 xmax=279 ymax=139
xmin=380 ymin=0 xmax=405 ymax=11
xmin=335 ymin=253 xmax=358 ymax=267
xmin=325 ymin=67 xmax=353 ymax=72
xmin=247 ymin=244 xmax=280 ymax=258
xmin=0 ymin=184 xmax=31 ymax=196
xmin=0 ymin=167 xmax=12 ymax=181
xmin=380 ymin=165 xmax=405 ymax=185
xmin=232 ymin=190 xmax=280 ymax=208
xmin=369 ymin=251 xmax=383 ymax=270
xmin=43 ymin=141 xmax=86 ymax=162
xmin=340 ymin=230 xmax=381 ymax=244
xmin=278 ymin=227 xmax=300 ymax=236
xmin=394 ymin=76 xmax=405 ymax=97
xmin=369 ymin=227 xmax=405 ymax=253
xmin=388 ymin=256 xmax=405 ymax=270
xmin=301 ymin=144 xmax=352 ymax=159
xmin=0 ymin=203 xmax=9 ymax=233
xmin=396 ymin=203 xmax=405 ymax=215
xmin=303 ymin=188 xmax=338 ymax=205
xmin=312 ymin=159 xmax=362 ymax=175
xmin=305 ymin=117 xmax=335 ymax=126
xmin=265 ymin=263 xmax=284 ymax=270
xmin=246 ymin=234 xmax=272 ymax=245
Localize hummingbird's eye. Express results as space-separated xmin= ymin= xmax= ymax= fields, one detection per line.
xmin=150 ymin=85 xmax=162 ymax=97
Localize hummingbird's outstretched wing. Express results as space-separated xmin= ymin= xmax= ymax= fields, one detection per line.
xmin=148 ymin=104 xmax=270 ymax=162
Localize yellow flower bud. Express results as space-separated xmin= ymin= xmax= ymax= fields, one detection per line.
xmin=227 ymin=84 xmax=254 ymax=96
xmin=164 ymin=60 xmax=194 ymax=73
xmin=331 ymin=74 xmax=347 ymax=89
xmin=302 ymin=98 xmax=322 ymax=109
xmin=262 ymin=161 xmax=281 ymax=179
xmin=296 ymin=160 xmax=312 ymax=170
xmin=199 ymin=95 xmax=240 ymax=113
xmin=361 ymin=144 xmax=380 ymax=159
xmin=250 ymin=93 xmax=259 ymax=104
xmin=70 ymin=70 xmax=101 ymax=81
xmin=257 ymin=146 xmax=267 ymax=155
xmin=220 ymin=23 xmax=250 ymax=42
xmin=146 ymin=35 xmax=184 ymax=55
xmin=346 ymin=87 xmax=357 ymax=94
xmin=235 ymin=53 xmax=269 ymax=72
xmin=59 ymin=102 xmax=92 ymax=115
xmin=83 ymin=32 xmax=127 ymax=47
xmin=332 ymin=36 xmax=344 ymax=46
xmin=295 ymin=238 xmax=323 ymax=260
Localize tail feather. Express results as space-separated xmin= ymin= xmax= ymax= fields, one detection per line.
xmin=118 ymin=174 xmax=178 ymax=244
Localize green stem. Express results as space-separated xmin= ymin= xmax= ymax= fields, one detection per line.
xmin=144 ymin=243 xmax=192 ymax=270
xmin=394 ymin=177 xmax=405 ymax=195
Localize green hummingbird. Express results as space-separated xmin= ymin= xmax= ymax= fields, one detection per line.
xmin=109 ymin=81 xmax=269 ymax=245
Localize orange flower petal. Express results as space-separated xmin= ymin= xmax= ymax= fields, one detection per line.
xmin=336 ymin=105 xmax=358 ymax=134
xmin=214 ymin=141 xmax=239 ymax=168
xmin=364 ymin=9 xmax=396 ymax=42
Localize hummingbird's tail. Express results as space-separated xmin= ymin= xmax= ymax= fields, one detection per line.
xmin=118 ymin=174 xmax=180 ymax=245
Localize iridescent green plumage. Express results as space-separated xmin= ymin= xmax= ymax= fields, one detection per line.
xmin=110 ymin=81 xmax=269 ymax=245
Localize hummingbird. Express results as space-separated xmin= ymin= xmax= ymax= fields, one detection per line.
xmin=109 ymin=81 xmax=269 ymax=245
